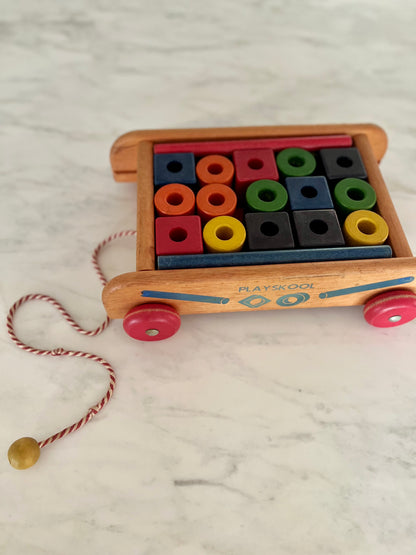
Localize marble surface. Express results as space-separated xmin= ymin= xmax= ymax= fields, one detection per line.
xmin=1 ymin=1 xmax=416 ymax=553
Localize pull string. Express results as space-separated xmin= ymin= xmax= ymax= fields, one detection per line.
xmin=6 ymin=229 xmax=136 ymax=469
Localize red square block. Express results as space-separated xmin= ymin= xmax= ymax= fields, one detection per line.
xmin=155 ymin=215 xmax=203 ymax=256
xmin=233 ymin=148 xmax=279 ymax=197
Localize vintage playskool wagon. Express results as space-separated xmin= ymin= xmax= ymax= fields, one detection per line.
xmin=103 ymin=124 xmax=416 ymax=340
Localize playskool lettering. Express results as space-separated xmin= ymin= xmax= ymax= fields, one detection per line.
xmin=238 ymin=283 xmax=314 ymax=293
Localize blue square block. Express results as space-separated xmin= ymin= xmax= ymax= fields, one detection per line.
xmin=154 ymin=152 xmax=196 ymax=188
xmin=286 ymin=176 xmax=333 ymax=210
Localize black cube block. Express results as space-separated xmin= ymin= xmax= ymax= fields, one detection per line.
xmin=293 ymin=209 xmax=345 ymax=248
xmin=245 ymin=212 xmax=295 ymax=251
xmin=320 ymin=147 xmax=367 ymax=182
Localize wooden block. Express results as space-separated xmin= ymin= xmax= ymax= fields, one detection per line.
xmin=196 ymin=154 xmax=234 ymax=187
xmin=157 ymin=245 xmax=392 ymax=270
xmin=155 ymin=215 xmax=203 ymax=256
xmin=320 ymin=147 xmax=367 ymax=182
xmin=245 ymin=180 xmax=288 ymax=212
xmin=233 ymin=149 xmax=278 ymax=196
xmin=202 ymin=216 xmax=246 ymax=253
xmin=154 ymin=134 xmax=353 ymax=156
xmin=245 ymin=212 xmax=295 ymax=251
xmin=333 ymin=178 xmax=376 ymax=215
xmin=293 ymin=209 xmax=345 ymax=248
xmin=154 ymin=183 xmax=195 ymax=217
xmin=196 ymin=183 xmax=237 ymax=223
xmin=276 ymin=148 xmax=317 ymax=178
xmin=286 ymin=176 xmax=333 ymax=211
xmin=343 ymin=210 xmax=389 ymax=246
xmin=153 ymin=152 xmax=196 ymax=188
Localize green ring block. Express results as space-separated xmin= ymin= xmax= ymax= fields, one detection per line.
xmin=334 ymin=178 xmax=377 ymax=215
xmin=276 ymin=148 xmax=316 ymax=177
xmin=245 ymin=179 xmax=288 ymax=212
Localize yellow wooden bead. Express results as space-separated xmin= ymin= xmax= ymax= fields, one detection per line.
xmin=203 ymin=215 xmax=246 ymax=253
xmin=343 ymin=210 xmax=389 ymax=246
xmin=8 ymin=437 xmax=41 ymax=470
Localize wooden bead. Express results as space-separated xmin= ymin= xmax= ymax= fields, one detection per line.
xmin=196 ymin=154 xmax=234 ymax=187
xmin=203 ymin=216 xmax=246 ymax=253
xmin=245 ymin=179 xmax=288 ymax=212
xmin=276 ymin=147 xmax=316 ymax=178
xmin=196 ymin=183 xmax=237 ymax=222
xmin=8 ymin=437 xmax=41 ymax=470
xmin=343 ymin=209 xmax=389 ymax=246
xmin=333 ymin=178 xmax=377 ymax=215
xmin=154 ymin=183 xmax=195 ymax=217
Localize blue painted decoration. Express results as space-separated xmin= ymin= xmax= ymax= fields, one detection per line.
xmin=319 ymin=276 xmax=414 ymax=299
xmin=141 ymin=290 xmax=230 ymax=304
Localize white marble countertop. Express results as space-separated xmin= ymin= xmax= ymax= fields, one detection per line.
xmin=1 ymin=1 xmax=416 ymax=554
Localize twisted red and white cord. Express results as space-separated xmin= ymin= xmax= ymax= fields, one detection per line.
xmin=6 ymin=230 xmax=136 ymax=463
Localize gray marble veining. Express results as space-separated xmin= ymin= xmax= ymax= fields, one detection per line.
xmin=1 ymin=1 xmax=416 ymax=554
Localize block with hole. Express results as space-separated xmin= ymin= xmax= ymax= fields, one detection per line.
xmin=203 ymin=215 xmax=246 ymax=253
xmin=319 ymin=147 xmax=367 ymax=183
xmin=276 ymin=148 xmax=317 ymax=179
xmin=245 ymin=179 xmax=288 ymax=212
xmin=286 ymin=176 xmax=333 ymax=211
xmin=343 ymin=210 xmax=389 ymax=246
xmin=232 ymin=148 xmax=279 ymax=197
xmin=196 ymin=154 xmax=234 ymax=187
xmin=155 ymin=215 xmax=203 ymax=256
xmin=154 ymin=183 xmax=195 ymax=217
xmin=153 ymin=152 xmax=196 ymax=188
xmin=196 ymin=183 xmax=237 ymax=223
xmin=293 ymin=209 xmax=345 ymax=248
xmin=245 ymin=212 xmax=295 ymax=251
xmin=333 ymin=178 xmax=377 ymax=216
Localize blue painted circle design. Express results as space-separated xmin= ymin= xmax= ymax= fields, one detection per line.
xmin=276 ymin=293 xmax=310 ymax=307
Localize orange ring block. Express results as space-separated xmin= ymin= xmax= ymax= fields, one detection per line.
xmin=196 ymin=154 xmax=235 ymax=187
xmin=196 ymin=183 xmax=237 ymax=223
xmin=154 ymin=183 xmax=195 ymax=217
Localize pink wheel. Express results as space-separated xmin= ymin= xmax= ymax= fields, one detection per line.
xmin=364 ymin=289 xmax=416 ymax=328
xmin=123 ymin=303 xmax=181 ymax=341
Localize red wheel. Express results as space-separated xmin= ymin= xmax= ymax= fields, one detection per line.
xmin=123 ymin=303 xmax=181 ymax=341
xmin=364 ymin=289 xmax=416 ymax=328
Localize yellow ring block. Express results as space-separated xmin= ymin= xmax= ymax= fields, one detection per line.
xmin=203 ymin=215 xmax=246 ymax=253
xmin=343 ymin=210 xmax=389 ymax=246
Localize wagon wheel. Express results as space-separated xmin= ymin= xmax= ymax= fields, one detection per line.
xmin=123 ymin=303 xmax=181 ymax=341
xmin=364 ymin=289 xmax=416 ymax=328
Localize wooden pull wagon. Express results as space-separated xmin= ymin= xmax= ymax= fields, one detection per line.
xmin=102 ymin=124 xmax=416 ymax=340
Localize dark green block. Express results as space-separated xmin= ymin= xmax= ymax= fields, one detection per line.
xmin=245 ymin=179 xmax=288 ymax=212
xmin=334 ymin=178 xmax=377 ymax=215
xmin=276 ymin=148 xmax=317 ymax=178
